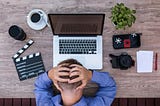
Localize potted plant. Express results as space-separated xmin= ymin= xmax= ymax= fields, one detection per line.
xmin=111 ymin=3 xmax=136 ymax=29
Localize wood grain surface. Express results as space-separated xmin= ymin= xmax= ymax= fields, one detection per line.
xmin=0 ymin=0 xmax=160 ymax=98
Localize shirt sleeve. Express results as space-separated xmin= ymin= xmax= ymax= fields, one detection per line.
xmin=84 ymin=71 xmax=117 ymax=106
xmin=34 ymin=72 xmax=55 ymax=106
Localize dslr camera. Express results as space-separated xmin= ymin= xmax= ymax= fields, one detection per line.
xmin=109 ymin=53 xmax=134 ymax=70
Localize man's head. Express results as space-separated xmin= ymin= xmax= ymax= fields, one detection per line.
xmin=57 ymin=59 xmax=83 ymax=91
xmin=56 ymin=59 xmax=84 ymax=106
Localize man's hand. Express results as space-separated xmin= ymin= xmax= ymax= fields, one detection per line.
xmin=68 ymin=64 xmax=92 ymax=90
xmin=48 ymin=65 xmax=70 ymax=91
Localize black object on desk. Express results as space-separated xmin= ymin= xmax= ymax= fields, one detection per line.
xmin=8 ymin=25 xmax=26 ymax=41
xmin=13 ymin=52 xmax=45 ymax=81
xmin=109 ymin=52 xmax=134 ymax=70
xmin=112 ymin=33 xmax=141 ymax=49
xmin=12 ymin=39 xmax=45 ymax=81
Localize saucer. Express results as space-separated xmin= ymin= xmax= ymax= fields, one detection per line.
xmin=27 ymin=9 xmax=48 ymax=30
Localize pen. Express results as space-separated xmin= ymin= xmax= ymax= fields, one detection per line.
xmin=155 ymin=53 xmax=158 ymax=71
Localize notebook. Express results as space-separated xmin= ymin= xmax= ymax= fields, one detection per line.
xmin=48 ymin=14 xmax=105 ymax=69
xmin=136 ymin=51 xmax=153 ymax=73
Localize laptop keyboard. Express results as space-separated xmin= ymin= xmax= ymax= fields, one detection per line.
xmin=59 ymin=39 xmax=97 ymax=54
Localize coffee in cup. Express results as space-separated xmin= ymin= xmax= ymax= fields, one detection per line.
xmin=30 ymin=12 xmax=43 ymax=24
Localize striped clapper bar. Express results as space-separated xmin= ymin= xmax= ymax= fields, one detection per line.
xmin=12 ymin=40 xmax=45 ymax=81
xmin=13 ymin=40 xmax=34 ymax=59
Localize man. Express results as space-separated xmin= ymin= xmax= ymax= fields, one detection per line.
xmin=34 ymin=59 xmax=116 ymax=106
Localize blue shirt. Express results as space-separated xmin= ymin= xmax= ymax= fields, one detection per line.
xmin=34 ymin=71 xmax=117 ymax=106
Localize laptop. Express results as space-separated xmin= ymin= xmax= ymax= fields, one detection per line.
xmin=48 ymin=14 xmax=105 ymax=69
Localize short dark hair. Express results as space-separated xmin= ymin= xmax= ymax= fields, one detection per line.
xmin=58 ymin=59 xmax=83 ymax=67
xmin=57 ymin=59 xmax=82 ymax=91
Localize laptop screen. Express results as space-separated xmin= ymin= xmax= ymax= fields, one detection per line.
xmin=48 ymin=14 xmax=105 ymax=35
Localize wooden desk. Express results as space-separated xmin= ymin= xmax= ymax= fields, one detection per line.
xmin=0 ymin=0 xmax=160 ymax=98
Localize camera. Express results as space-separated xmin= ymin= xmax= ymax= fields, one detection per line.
xmin=109 ymin=53 xmax=134 ymax=70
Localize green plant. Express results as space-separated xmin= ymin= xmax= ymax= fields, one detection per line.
xmin=111 ymin=3 xmax=136 ymax=29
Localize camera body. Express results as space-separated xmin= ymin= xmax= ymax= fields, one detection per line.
xmin=109 ymin=53 xmax=134 ymax=70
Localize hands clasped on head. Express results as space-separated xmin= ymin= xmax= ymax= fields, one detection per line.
xmin=48 ymin=60 xmax=92 ymax=92
xmin=48 ymin=59 xmax=92 ymax=106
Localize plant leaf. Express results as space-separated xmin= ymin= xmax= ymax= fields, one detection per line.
xmin=111 ymin=3 xmax=136 ymax=29
xmin=132 ymin=10 xmax=136 ymax=14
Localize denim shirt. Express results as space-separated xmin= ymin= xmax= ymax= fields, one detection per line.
xmin=34 ymin=71 xmax=117 ymax=106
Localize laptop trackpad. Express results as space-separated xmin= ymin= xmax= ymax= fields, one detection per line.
xmin=71 ymin=56 xmax=86 ymax=66
xmin=71 ymin=56 xmax=100 ymax=69
xmin=54 ymin=55 xmax=102 ymax=69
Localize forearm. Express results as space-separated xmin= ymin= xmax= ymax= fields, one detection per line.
xmin=34 ymin=72 xmax=53 ymax=89
xmin=91 ymin=71 xmax=116 ymax=88
xmin=87 ymin=71 xmax=117 ymax=106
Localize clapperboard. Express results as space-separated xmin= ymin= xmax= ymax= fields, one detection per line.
xmin=12 ymin=39 xmax=45 ymax=81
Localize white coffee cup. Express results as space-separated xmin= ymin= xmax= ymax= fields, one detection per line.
xmin=27 ymin=9 xmax=50 ymax=30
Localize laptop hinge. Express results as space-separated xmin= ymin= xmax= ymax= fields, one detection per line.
xmin=58 ymin=35 xmax=98 ymax=37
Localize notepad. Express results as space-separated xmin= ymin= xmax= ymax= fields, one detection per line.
xmin=136 ymin=51 xmax=153 ymax=73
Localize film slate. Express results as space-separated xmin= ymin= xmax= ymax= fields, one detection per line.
xmin=12 ymin=39 xmax=34 ymax=59
xmin=12 ymin=40 xmax=46 ymax=81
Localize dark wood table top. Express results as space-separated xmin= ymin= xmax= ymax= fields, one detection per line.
xmin=0 ymin=0 xmax=160 ymax=98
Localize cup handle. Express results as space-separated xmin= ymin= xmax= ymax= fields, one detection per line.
xmin=38 ymin=11 xmax=50 ymax=28
xmin=38 ymin=11 xmax=44 ymax=17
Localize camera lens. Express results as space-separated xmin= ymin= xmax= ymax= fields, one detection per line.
xmin=120 ymin=55 xmax=133 ymax=68
xmin=8 ymin=25 xmax=26 ymax=41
